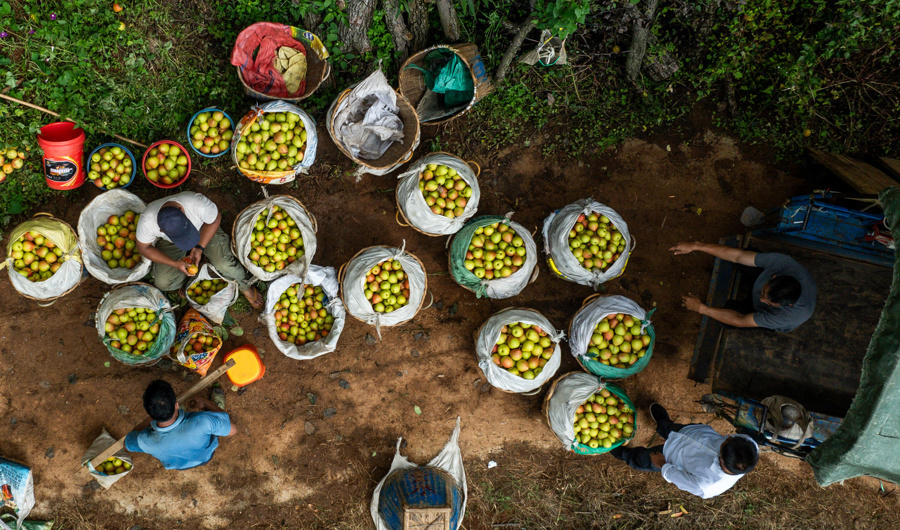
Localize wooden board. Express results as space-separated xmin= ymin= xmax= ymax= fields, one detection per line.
xmin=880 ymin=157 xmax=900 ymax=180
xmin=809 ymin=149 xmax=900 ymax=195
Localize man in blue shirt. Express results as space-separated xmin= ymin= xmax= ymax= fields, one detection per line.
xmin=125 ymin=380 xmax=236 ymax=470
xmin=609 ymin=403 xmax=759 ymax=499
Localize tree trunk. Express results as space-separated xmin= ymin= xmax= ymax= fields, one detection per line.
xmin=303 ymin=12 xmax=323 ymax=32
xmin=406 ymin=0 xmax=430 ymax=54
xmin=436 ymin=0 xmax=461 ymax=42
xmin=495 ymin=20 xmax=535 ymax=83
xmin=382 ymin=0 xmax=411 ymax=62
xmin=625 ymin=0 xmax=660 ymax=82
xmin=339 ymin=0 xmax=378 ymax=54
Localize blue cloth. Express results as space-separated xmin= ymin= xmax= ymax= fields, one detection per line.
xmin=125 ymin=410 xmax=231 ymax=470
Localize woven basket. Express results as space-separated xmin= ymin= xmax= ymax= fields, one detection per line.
xmin=230 ymin=195 xmax=318 ymax=258
xmin=338 ymin=246 xmax=429 ymax=327
xmin=9 ymin=212 xmax=84 ymax=306
xmin=399 ymin=43 xmax=493 ymax=125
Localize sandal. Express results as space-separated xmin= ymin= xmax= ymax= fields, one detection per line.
xmin=241 ymin=286 xmax=264 ymax=310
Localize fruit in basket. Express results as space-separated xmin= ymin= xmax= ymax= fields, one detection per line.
xmin=587 ymin=313 xmax=651 ymax=369
xmin=104 ymin=308 xmax=160 ymax=355
xmin=96 ymin=210 xmax=141 ymax=269
xmin=568 ymin=211 xmax=626 ymax=272
xmin=98 ymin=456 xmax=131 ymax=475
xmin=234 ymin=111 xmax=307 ymax=172
xmin=185 ymin=334 xmax=221 ymax=354
xmin=573 ymin=388 xmax=635 ymax=449
xmin=465 ymin=222 xmax=526 ymax=280
xmin=0 ymin=148 xmax=28 ymax=184
xmin=364 ymin=259 xmax=410 ymax=313
xmin=273 ymin=284 xmax=335 ymax=345
xmin=490 ymin=322 xmax=553 ymax=379
xmin=187 ymin=278 xmax=228 ymax=305
xmin=248 ymin=205 xmax=305 ymax=273
xmin=10 ymin=230 xmax=64 ymax=282
xmin=189 ymin=110 xmax=233 ymax=155
xmin=417 ymin=163 xmax=472 ymax=219
xmin=89 ymin=145 xmax=134 ymax=189
xmin=144 ymin=143 xmax=189 ymax=186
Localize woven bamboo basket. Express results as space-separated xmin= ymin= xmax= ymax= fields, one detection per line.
xmin=473 ymin=307 xmax=557 ymax=395
xmin=8 ymin=212 xmax=84 ymax=306
xmin=230 ymin=195 xmax=318 ymax=259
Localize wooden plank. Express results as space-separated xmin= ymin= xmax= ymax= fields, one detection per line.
xmin=880 ymin=157 xmax=900 ymax=180
xmin=809 ymin=149 xmax=900 ymax=194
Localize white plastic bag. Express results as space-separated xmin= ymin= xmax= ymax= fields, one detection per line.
xmin=77 ymin=189 xmax=151 ymax=285
xmin=342 ymin=243 xmax=427 ymax=337
xmin=231 ymin=100 xmax=318 ymax=184
xmin=396 ymin=152 xmax=480 ymax=236
xmin=81 ymin=429 xmax=134 ymax=489
xmin=542 ymin=198 xmax=633 ymax=289
xmin=547 ymin=372 xmax=604 ymax=450
xmin=371 ymin=417 xmax=467 ymax=530
xmin=476 ymin=307 xmax=564 ymax=393
xmin=3 ymin=217 xmax=82 ymax=302
xmin=264 ymin=266 xmax=347 ymax=360
xmin=569 ymin=295 xmax=648 ymax=366
xmin=233 ymin=191 xmax=317 ymax=282
xmin=184 ymin=264 xmax=240 ymax=325
xmin=0 ymin=457 xmax=34 ymax=530
xmin=332 ymin=68 xmax=403 ymax=161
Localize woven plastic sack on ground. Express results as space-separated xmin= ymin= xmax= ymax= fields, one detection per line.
xmin=331 ymin=68 xmax=403 ymax=161
xmin=0 ymin=457 xmax=34 ymax=530
xmin=449 ymin=215 xmax=537 ymax=299
xmin=396 ymin=152 xmax=480 ymax=236
xmin=476 ymin=307 xmax=564 ymax=393
xmin=2 ymin=216 xmax=82 ymax=302
xmin=171 ymin=309 xmax=222 ymax=377
xmin=264 ymin=266 xmax=347 ymax=360
xmin=231 ymin=22 xmax=308 ymax=98
xmin=233 ymin=191 xmax=317 ymax=282
xmin=570 ymin=295 xmax=656 ymax=379
xmin=81 ymin=429 xmax=133 ymax=489
xmin=77 ymin=189 xmax=150 ymax=284
xmin=95 ymin=283 xmax=176 ymax=366
xmin=342 ymin=244 xmax=427 ymax=337
xmin=542 ymin=198 xmax=633 ymax=289
xmin=546 ymin=373 xmax=636 ymax=455
xmin=231 ymin=100 xmax=318 ymax=185
xmin=371 ymin=417 xmax=467 ymax=530
xmin=184 ymin=264 xmax=240 ymax=325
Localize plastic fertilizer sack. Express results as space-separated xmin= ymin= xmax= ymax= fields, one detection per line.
xmin=569 ymin=295 xmax=656 ymax=379
xmin=184 ymin=264 xmax=240 ymax=325
xmin=81 ymin=429 xmax=134 ymax=489
xmin=95 ymin=283 xmax=176 ymax=366
xmin=396 ymin=152 xmax=480 ymax=236
xmin=171 ymin=309 xmax=223 ymax=377
xmin=77 ymin=189 xmax=151 ymax=284
xmin=231 ymin=100 xmax=318 ymax=185
xmin=0 ymin=457 xmax=35 ymax=530
xmin=449 ymin=215 xmax=537 ymax=299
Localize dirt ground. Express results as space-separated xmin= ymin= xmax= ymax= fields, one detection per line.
xmin=2 ymin=111 xmax=898 ymax=529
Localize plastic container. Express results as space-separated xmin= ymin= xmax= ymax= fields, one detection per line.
xmin=36 ymin=122 xmax=86 ymax=190
xmin=86 ymin=143 xmax=137 ymax=190
xmin=186 ymin=108 xmax=234 ymax=158
xmin=141 ymin=140 xmax=192 ymax=189
xmin=224 ymin=345 xmax=266 ymax=387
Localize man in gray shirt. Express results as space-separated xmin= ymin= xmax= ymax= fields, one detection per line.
xmin=671 ymin=242 xmax=816 ymax=332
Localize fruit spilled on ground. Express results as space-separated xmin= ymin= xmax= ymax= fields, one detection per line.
xmin=0 ymin=148 xmax=28 ymax=184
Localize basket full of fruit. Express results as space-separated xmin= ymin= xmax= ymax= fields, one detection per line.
xmin=569 ymin=294 xmax=656 ymax=379
xmin=87 ymin=143 xmax=136 ymax=190
xmin=95 ymin=282 xmax=177 ymax=366
xmin=184 ymin=264 xmax=240 ymax=325
xmin=264 ymin=266 xmax=347 ymax=360
xmin=543 ymin=372 xmax=637 ymax=454
xmin=187 ymin=108 xmax=234 ymax=158
xmin=339 ymin=244 xmax=428 ymax=335
xmin=475 ymin=307 xmax=564 ymax=394
xmin=4 ymin=213 xmax=83 ymax=303
xmin=142 ymin=140 xmax=192 ymax=188
xmin=77 ymin=189 xmax=150 ymax=284
xmin=395 ymin=152 xmax=481 ymax=236
xmin=448 ymin=215 xmax=538 ymax=299
xmin=543 ymin=198 xmax=633 ymax=289
xmin=232 ymin=101 xmax=317 ymax=185
xmin=232 ymin=192 xmax=318 ymax=282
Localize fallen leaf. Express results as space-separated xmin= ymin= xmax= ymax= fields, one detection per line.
xmin=103 ymin=361 xmax=110 ymax=368
xmin=230 ymin=326 xmax=244 ymax=337
xmin=414 ymin=405 xmax=422 ymax=415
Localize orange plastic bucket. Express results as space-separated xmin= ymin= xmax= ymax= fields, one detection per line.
xmin=224 ymin=345 xmax=266 ymax=387
xmin=37 ymin=122 xmax=86 ymax=190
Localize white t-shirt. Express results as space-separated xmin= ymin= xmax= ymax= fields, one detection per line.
xmin=136 ymin=192 xmax=219 ymax=245
xmin=661 ymin=425 xmax=745 ymax=499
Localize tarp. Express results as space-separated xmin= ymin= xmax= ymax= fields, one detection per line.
xmin=808 ymin=186 xmax=900 ymax=486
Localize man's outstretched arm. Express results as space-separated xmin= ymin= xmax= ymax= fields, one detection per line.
xmin=671 ymin=242 xmax=757 ymax=267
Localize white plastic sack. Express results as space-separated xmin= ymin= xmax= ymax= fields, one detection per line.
xmin=81 ymin=429 xmax=134 ymax=489
xmin=0 ymin=457 xmax=34 ymax=530
xmin=333 ymin=68 xmax=403 ymax=161
xmin=3 ymin=219 xmax=82 ymax=302
xmin=343 ymin=243 xmax=426 ymax=337
xmin=396 ymin=153 xmax=480 ymax=235
xmin=371 ymin=417 xmax=467 ymax=530
xmin=233 ymin=190 xmax=317 ymax=282
xmin=77 ymin=189 xmax=151 ymax=285
xmin=542 ymin=198 xmax=633 ymax=289
xmin=231 ymin=100 xmax=318 ymax=183
xmin=264 ymin=266 xmax=347 ymax=360
xmin=547 ymin=373 xmax=604 ymax=450
xmin=184 ymin=264 xmax=240 ymax=325
xmin=569 ymin=295 xmax=648 ymax=364
xmin=476 ymin=307 xmax=564 ymax=393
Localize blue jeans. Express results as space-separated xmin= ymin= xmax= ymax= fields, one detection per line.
xmin=609 ymin=419 xmax=688 ymax=472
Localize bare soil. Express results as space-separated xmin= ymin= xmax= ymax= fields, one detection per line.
xmin=2 ymin=114 xmax=897 ymax=529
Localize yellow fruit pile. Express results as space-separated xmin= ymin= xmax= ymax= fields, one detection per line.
xmin=573 ymin=388 xmax=635 ymax=449
xmin=587 ymin=313 xmax=650 ymax=368
xmin=273 ymin=284 xmax=334 ymax=345
xmin=418 ymin=163 xmax=472 ymax=218
xmin=364 ymin=259 xmax=409 ymax=313
xmin=9 ymin=231 xmax=63 ymax=282
xmin=490 ymin=322 xmax=553 ymax=380
xmin=568 ymin=212 xmax=626 ymax=272
xmin=188 ymin=279 xmax=228 ymax=305
xmin=247 ymin=205 xmax=305 ymax=273
xmin=464 ymin=222 xmax=526 ymax=280
xmin=105 ymin=308 xmax=159 ymax=355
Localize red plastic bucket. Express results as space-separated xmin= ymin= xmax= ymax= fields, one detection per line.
xmin=37 ymin=122 xmax=86 ymax=190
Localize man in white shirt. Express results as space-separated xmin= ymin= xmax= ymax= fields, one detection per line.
xmin=609 ymin=403 xmax=759 ymax=499
xmin=136 ymin=191 xmax=263 ymax=308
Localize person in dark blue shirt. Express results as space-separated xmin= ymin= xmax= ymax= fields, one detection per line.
xmin=125 ymin=380 xmax=236 ymax=470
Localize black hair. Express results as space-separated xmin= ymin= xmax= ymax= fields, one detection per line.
xmin=766 ymin=276 xmax=802 ymax=306
xmin=143 ymin=379 xmax=177 ymax=422
xmin=720 ymin=436 xmax=759 ymax=475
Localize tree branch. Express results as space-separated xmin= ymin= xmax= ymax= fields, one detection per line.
xmin=339 ymin=0 xmax=378 ymax=54
xmin=495 ymin=19 xmax=536 ymax=84
xmin=625 ymin=0 xmax=660 ymax=82
xmin=382 ymin=0 xmax=411 ymax=61
xmin=436 ymin=0 xmax=462 ymax=42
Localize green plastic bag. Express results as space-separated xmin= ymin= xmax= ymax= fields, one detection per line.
xmin=406 ymin=50 xmax=474 ymax=108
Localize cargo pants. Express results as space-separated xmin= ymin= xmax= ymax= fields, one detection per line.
xmin=151 ymin=228 xmax=252 ymax=292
